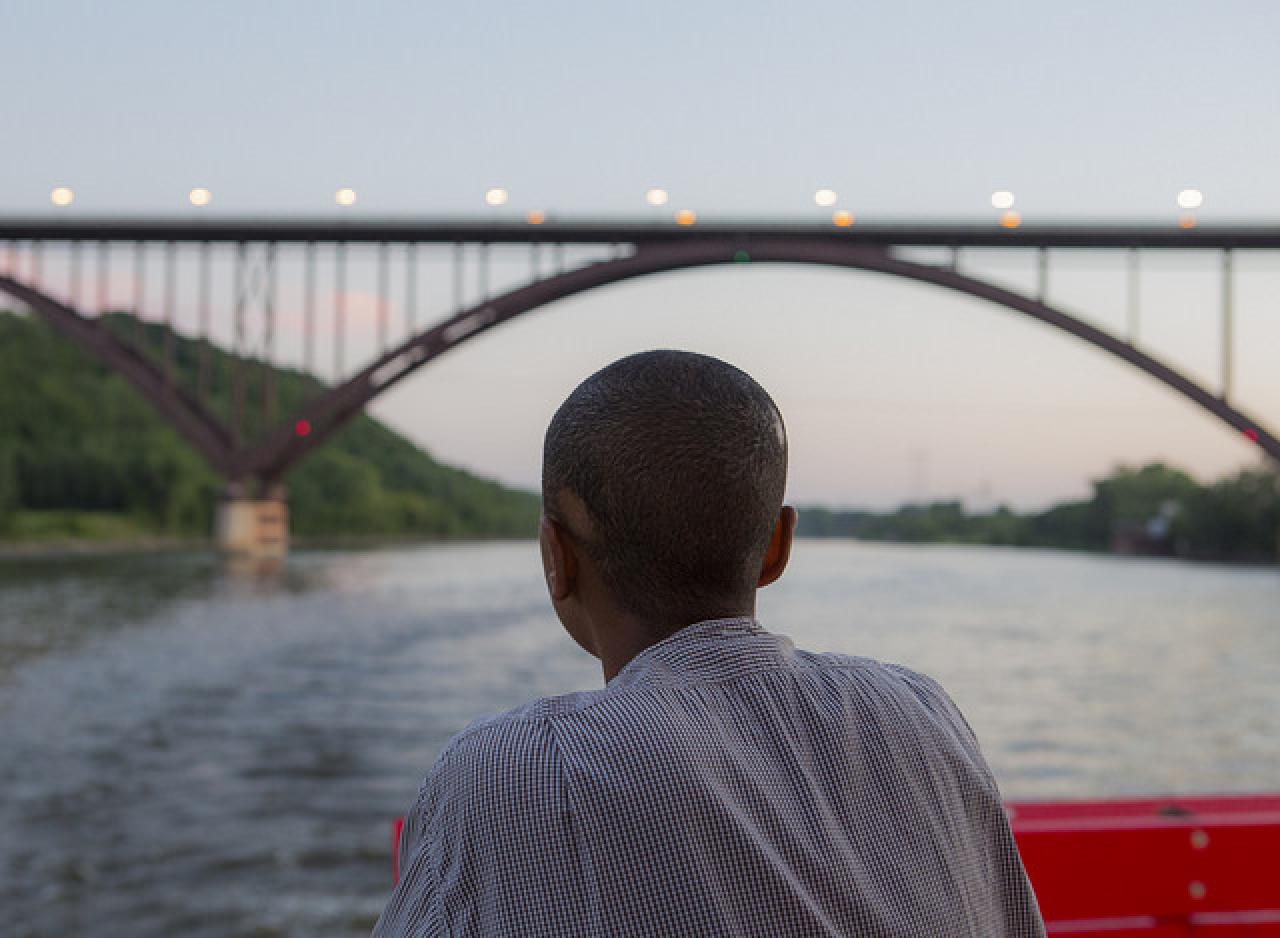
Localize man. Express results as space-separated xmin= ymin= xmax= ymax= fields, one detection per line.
xmin=373 ymin=350 xmax=1045 ymax=937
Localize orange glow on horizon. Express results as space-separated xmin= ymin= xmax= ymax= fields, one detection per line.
xmin=999 ymin=210 xmax=1021 ymax=229
xmin=832 ymin=210 xmax=854 ymax=227
xmin=675 ymin=209 xmax=697 ymax=226
xmin=526 ymin=209 xmax=546 ymax=225
xmin=1179 ymin=214 xmax=1197 ymax=229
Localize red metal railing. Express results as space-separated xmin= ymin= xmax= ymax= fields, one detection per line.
xmin=1010 ymin=795 xmax=1280 ymax=935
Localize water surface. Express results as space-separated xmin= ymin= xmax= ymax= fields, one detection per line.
xmin=2 ymin=541 xmax=1277 ymax=936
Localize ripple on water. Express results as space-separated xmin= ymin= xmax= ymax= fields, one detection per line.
xmin=1 ymin=541 xmax=1278 ymax=935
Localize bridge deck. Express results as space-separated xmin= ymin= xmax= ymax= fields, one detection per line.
xmin=4 ymin=217 xmax=1280 ymax=248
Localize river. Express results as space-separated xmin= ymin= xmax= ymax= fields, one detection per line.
xmin=2 ymin=540 xmax=1278 ymax=936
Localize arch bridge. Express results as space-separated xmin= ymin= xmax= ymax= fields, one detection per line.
xmin=2 ymin=218 xmax=1278 ymax=554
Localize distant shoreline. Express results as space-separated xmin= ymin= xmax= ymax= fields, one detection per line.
xmin=3 ymin=532 xmax=1275 ymax=569
xmin=0 ymin=530 xmax=535 ymax=561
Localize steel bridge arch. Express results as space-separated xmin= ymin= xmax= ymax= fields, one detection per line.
xmin=0 ymin=273 xmax=238 ymax=476
xmin=3 ymin=237 xmax=1277 ymax=483
xmin=249 ymin=237 xmax=1280 ymax=480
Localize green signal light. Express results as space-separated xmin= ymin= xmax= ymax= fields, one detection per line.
xmin=733 ymin=250 xmax=751 ymax=263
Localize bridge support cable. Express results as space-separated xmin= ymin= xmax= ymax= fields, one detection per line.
xmin=96 ymin=241 xmax=110 ymax=315
xmin=451 ymin=242 xmax=463 ymax=313
xmin=334 ymin=240 xmax=347 ymax=379
xmin=198 ymin=241 xmax=212 ymax=399
xmin=232 ymin=241 xmax=249 ymax=443
xmin=404 ymin=242 xmax=418 ymax=337
xmin=376 ymin=241 xmax=390 ymax=355
xmin=263 ymin=242 xmax=279 ymax=425
xmin=163 ymin=240 xmax=177 ymax=387
xmin=68 ymin=239 xmax=82 ymax=310
xmin=1221 ymin=248 xmax=1234 ymax=402
xmin=1127 ymin=247 xmax=1140 ymax=343
xmin=1036 ymin=247 xmax=1049 ymax=303
xmin=30 ymin=239 xmax=42 ymax=290
xmin=133 ymin=239 xmax=145 ymax=348
xmin=303 ymin=240 xmax=316 ymax=375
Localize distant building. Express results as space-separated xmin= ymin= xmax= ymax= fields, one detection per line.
xmin=1111 ymin=499 xmax=1181 ymax=556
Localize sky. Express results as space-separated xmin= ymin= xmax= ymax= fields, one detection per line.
xmin=4 ymin=0 xmax=1279 ymax=509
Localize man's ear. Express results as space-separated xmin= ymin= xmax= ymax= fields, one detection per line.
xmin=539 ymin=515 xmax=578 ymax=602
xmin=757 ymin=506 xmax=797 ymax=588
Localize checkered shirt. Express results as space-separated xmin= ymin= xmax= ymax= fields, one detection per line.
xmin=372 ymin=616 xmax=1045 ymax=937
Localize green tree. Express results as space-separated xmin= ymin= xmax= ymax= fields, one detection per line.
xmin=1177 ymin=466 xmax=1280 ymax=563
xmin=0 ymin=309 xmax=539 ymax=541
xmin=0 ymin=441 xmax=17 ymax=532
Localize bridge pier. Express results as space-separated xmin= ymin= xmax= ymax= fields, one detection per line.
xmin=215 ymin=483 xmax=289 ymax=559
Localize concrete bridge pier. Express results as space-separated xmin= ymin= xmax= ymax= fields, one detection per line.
xmin=215 ymin=482 xmax=289 ymax=559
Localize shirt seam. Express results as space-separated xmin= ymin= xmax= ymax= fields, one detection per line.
xmin=449 ymin=656 xmax=910 ymax=740
xmin=543 ymin=717 xmax=605 ymax=936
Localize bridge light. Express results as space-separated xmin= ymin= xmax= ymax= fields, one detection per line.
xmin=50 ymin=186 xmax=74 ymax=207
xmin=295 ymin=419 xmax=312 ymax=437
xmin=484 ymin=187 xmax=508 ymax=206
xmin=526 ymin=209 xmax=546 ymax=225
xmin=832 ymin=210 xmax=854 ymax=227
xmin=999 ymin=210 xmax=1021 ymax=229
xmin=645 ymin=188 xmax=669 ymax=206
xmin=1177 ymin=188 xmax=1204 ymax=210
xmin=335 ymin=188 xmax=357 ymax=206
xmin=188 ymin=187 xmax=212 ymax=207
xmin=990 ymin=190 xmax=1015 ymax=210
xmin=813 ymin=188 xmax=838 ymax=207
xmin=1178 ymin=214 xmax=1197 ymax=229
xmin=675 ymin=209 xmax=697 ymax=226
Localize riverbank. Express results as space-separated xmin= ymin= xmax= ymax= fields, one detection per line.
xmin=0 ymin=511 xmax=205 ymax=557
xmin=0 ymin=511 xmax=535 ymax=560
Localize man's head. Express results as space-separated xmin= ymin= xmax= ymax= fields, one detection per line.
xmin=541 ymin=350 xmax=793 ymax=644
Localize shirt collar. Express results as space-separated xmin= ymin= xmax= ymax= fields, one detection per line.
xmin=606 ymin=616 xmax=780 ymax=690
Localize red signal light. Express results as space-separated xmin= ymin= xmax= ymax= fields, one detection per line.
xmin=1243 ymin=428 xmax=1259 ymax=443
xmin=295 ymin=419 xmax=312 ymax=437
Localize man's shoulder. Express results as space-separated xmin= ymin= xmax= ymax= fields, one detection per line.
xmin=469 ymin=687 xmax=608 ymax=730
xmin=433 ymin=688 xmax=606 ymax=768
xmin=795 ymin=646 xmax=947 ymax=695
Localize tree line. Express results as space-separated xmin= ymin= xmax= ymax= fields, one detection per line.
xmin=798 ymin=462 xmax=1280 ymax=564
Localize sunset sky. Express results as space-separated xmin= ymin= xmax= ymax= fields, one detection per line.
xmin=5 ymin=1 xmax=1279 ymax=508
